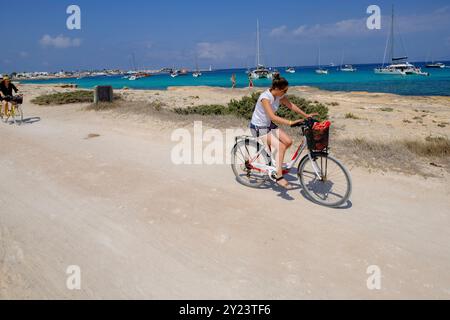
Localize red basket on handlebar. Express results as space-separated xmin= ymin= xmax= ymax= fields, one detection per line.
xmin=305 ymin=120 xmax=331 ymax=151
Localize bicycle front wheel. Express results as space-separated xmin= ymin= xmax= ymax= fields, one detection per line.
xmin=231 ymin=138 xmax=271 ymax=188
xmin=13 ymin=105 xmax=23 ymax=124
xmin=298 ymin=153 xmax=352 ymax=207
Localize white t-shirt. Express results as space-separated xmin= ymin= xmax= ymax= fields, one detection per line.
xmin=251 ymin=89 xmax=283 ymax=127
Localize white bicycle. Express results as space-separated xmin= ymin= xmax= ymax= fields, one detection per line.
xmin=231 ymin=118 xmax=352 ymax=207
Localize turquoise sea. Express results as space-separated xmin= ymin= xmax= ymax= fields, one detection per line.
xmin=23 ymin=62 xmax=450 ymax=97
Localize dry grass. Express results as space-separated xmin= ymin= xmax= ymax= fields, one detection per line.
xmin=345 ymin=113 xmax=361 ymax=120
xmin=334 ymin=136 xmax=450 ymax=176
xmin=404 ymin=136 xmax=450 ymax=158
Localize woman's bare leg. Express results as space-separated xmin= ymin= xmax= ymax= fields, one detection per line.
xmin=260 ymin=132 xmax=290 ymax=188
xmin=272 ymin=129 xmax=294 ymax=188
xmin=273 ymin=128 xmax=293 ymax=150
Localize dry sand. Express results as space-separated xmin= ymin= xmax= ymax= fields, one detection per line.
xmin=0 ymin=84 xmax=449 ymax=299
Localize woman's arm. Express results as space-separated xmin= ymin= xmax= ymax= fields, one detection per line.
xmin=281 ymin=96 xmax=318 ymax=118
xmin=261 ymin=99 xmax=301 ymax=126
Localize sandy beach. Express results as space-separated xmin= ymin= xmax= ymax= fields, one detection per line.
xmin=1 ymin=84 xmax=449 ymax=299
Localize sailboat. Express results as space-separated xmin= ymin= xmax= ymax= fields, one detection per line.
xmin=375 ymin=6 xmax=428 ymax=76
xmin=193 ymin=56 xmax=202 ymax=78
xmin=338 ymin=50 xmax=357 ymax=72
xmin=170 ymin=64 xmax=180 ymax=78
xmin=127 ymin=53 xmax=151 ymax=80
xmin=249 ymin=20 xmax=273 ymax=80
xmin=426 ymin=62 xmax=445 ymax=69
xmin=340 ymin=65 xmax=357 ymax=72
xmin=425 ymin=56 xmax=446 ymax=69
xmin=285 ymin=67 xmax=296 ymax=74
xmin=315 ymin=45 xmax=328 ymax=75
xmin=129 ymin=53 xmax=138 ymax=80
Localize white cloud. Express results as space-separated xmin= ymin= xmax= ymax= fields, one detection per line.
xmin=19 ymin=51 xmax=29 ymax=58
xmin=293 ymin=25 xmax=307 ymax=36
xmin=270 ymin=25 xmax=287 ymax=37
xmin=434 ymin=5 xmax=450 ymax=14
xmin=40 ymin=34 xmax=82 ymax=49
xmin=272 ymin=7 xmax=450 ymax=41
xmin=291 ymin=18 xmax=369 ymax=39
xmin=196 ymin=41 xmax=245 ymax=60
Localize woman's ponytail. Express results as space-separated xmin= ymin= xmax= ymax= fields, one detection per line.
xmin=271 ymin=73 xmax=289 ymax=90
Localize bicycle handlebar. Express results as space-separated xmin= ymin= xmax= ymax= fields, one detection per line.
xmin=290 ymin=117 xmax=318 ymax=128
xmin=0 ymin=94 xmax=23 ymax=104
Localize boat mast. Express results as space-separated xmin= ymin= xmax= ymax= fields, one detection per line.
xmin=256 ymin=19 xmax=260 ymax=67
xmin=390 ymin=5 xmax=394 ymax=63
xmin=132 ymin=53 xmax=137 ymax=71
xmin=318 ymin=43 xmax=321 ymax=69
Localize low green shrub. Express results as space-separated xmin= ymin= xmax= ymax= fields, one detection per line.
xmin=173 ymin=92 xmax=329 ymax=121
xmin=31 ymin=90 xmax=94 ymax=105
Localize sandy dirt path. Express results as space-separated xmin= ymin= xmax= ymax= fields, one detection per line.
xmin=0 ymin=100 xmax=449 ymax=299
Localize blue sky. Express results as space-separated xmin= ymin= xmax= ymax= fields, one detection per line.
xmin=2 ymin=0 xmax=450 ymax=72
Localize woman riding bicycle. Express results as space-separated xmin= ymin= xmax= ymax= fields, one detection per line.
xmin=0 ymin=76 xmax=19 ymax=116
xmin=250 ymin=74 xmax=318 ymax=189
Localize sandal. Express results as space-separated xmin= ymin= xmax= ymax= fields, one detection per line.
xmin=275 ymin=176 xmax=292 ymax=190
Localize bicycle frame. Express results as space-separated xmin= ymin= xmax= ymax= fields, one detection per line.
xmin=238 ymin=134 xmax=324 ymax=180
xmin=2 ymin=101 xmax=21 ymax=124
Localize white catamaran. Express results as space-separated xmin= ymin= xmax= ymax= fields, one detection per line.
xmin=375 ymin=6 xmax=428 ymax=76
xmin=249 ymin=20 xmax=273 ymax=80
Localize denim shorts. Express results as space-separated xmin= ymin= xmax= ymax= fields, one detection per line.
xmin=249 ymin=122 xmax=279 ymax=138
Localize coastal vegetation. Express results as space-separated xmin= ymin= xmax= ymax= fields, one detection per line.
xmin=335 ymin=136 xmax=450 ymax=175
xmin=31 ymin=90 xmax=95 ymax=105
xmin=173 ymin=92 xmax=329 ymax=121
xmin=31 ymin=90 xmax=122 ymax=106
xmin=345 ymin=112 xmax=361 ymax=119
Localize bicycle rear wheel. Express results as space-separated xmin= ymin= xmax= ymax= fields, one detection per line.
xmin=231 ymin=138 xmax=271 ymax=188
xmin=298 ymin=153 xmax=352 ymax=207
